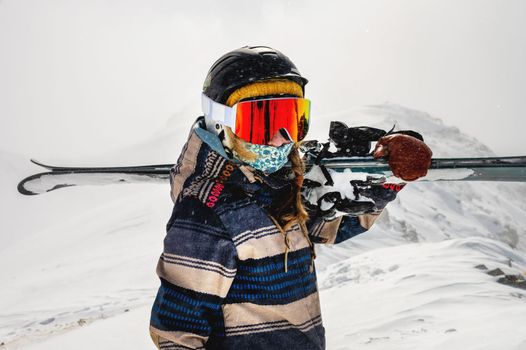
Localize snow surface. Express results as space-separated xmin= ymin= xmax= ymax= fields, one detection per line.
xmin=2 ymin=103 xmax=526 ymax=349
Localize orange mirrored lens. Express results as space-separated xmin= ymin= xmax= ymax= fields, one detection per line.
xmin=234 ymin=98 xmax=310 ymax=145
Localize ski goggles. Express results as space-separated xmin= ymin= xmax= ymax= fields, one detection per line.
xmin=202 ymin=93 xmax=311 ymax=145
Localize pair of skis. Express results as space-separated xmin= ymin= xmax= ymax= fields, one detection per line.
xmin=17 ymin=155 xmax=526 ymax=196
xmin=16 ymin=121 xmax=526 ymax=195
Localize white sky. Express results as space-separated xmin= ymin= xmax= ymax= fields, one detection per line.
xmin=0 ymin=0 xmax=525 ymax=160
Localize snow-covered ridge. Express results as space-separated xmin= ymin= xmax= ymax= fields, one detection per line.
xmin=310 ymin=102 xmax=495 ymax=158
xmin=1 ymin=103 xmax=526 ymax=349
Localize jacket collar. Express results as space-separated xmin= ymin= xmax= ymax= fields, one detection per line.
xmin=191 ymin=116 xmax=294 ymax=192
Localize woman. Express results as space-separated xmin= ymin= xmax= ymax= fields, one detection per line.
xmin=149 ymin=46 xmax=432 ymax=350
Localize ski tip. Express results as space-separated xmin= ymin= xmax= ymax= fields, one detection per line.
xmin=17 ymin=172 xmax=75 ymax=195
xmin=30 ymin=159 xmax=48 ymax=168
xmin=17 ymin=177 xmax=39 ymax=195
xmin=30 ymin=159 xmax=58 ymax=171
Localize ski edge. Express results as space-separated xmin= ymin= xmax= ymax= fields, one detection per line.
xmin=30 ymin=159 xmax=174 ymax=172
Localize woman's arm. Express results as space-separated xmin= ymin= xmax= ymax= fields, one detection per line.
xmin=149 ymin=198 xmax=237 ymax=349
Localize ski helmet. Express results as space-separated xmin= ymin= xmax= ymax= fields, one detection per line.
xmin=203 ymin=46 xmax=308 ymax=105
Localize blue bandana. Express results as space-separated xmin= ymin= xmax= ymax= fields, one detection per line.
xmin=242 ymin=143 xmax=293 ymax=174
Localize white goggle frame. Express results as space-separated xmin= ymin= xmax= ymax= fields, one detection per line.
xmin=201 ymin=93 xmax=237 ymax=129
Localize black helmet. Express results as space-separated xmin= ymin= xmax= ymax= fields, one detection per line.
xmin=203 ymin=46 xmax=308 ymax=104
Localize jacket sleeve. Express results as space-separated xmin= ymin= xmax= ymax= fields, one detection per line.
xmin=306 ymin=211 xmax=383 ymax=245
xmin=149 ymin=198 xmax=237 ymax=349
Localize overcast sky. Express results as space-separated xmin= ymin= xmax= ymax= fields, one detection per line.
xmin=1 ymin=0 xmax=525 ymax=161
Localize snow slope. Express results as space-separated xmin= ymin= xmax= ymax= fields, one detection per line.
xmin=1 ymin=103 xmax=526 ymax=349
xmin=320 ymin=238 xmax=526 ymax=350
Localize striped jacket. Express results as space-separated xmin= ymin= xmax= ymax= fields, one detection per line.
xmin=149 ymin=119 xmax=384 ymax=349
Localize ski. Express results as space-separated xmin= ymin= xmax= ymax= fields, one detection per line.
xmin=27 ymin=158 xmax=173 ymax=173
xmin=17 ymin=159 xmax=171 ymax=196
xmin=17 ymin=156 xmax=526 ymax=195
xmin=314 ymin=156 xmax=526 ymax=182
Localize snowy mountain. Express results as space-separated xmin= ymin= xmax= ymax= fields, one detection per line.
xmin=313 ymin=104 xmax=526 ymax=268
xmin=1 ymin=103 xmax=526 ymax=349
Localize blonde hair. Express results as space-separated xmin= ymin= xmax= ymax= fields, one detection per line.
xmin=275 ymin=144 xmax=309 ymax=231
xmin=225 ymin=130 xmax=309 ymax=231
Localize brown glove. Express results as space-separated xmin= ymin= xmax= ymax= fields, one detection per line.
xmin=373 ymin=134 xmax=433 ymax=181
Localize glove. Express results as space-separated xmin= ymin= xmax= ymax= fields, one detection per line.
xmin=373 ymin=134 xmax=433 ymax=181
xmin=302 ymin=165 xmax=404 ymax=220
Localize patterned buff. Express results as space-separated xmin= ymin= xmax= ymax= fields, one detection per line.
xmin=242 ymin=142 xmax=293 ymax=174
